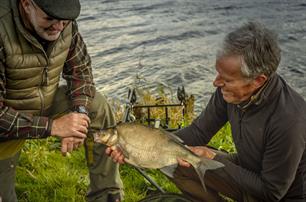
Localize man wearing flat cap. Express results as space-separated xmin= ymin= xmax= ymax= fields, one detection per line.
xmin=0 ymin=0 xmax=123 ymax=201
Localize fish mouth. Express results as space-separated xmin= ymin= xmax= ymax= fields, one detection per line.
xmin=93 ymin=133 xmax=104 ymax=143
xmin=93 ymin=128 xmax=118 ymax=146
xmin=93 ymin=130 xmax=110 ymax=144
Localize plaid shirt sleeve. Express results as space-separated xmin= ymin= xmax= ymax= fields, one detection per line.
xmin=62 ymin=21 xmax=96 ymax=111
xmin=0 ymin=39 xmax=50 ymax=140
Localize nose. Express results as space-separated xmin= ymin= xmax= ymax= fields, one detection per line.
xmin=213 ymin=74 xmax=224 ymax=87
xmin=51 ymin=20 xmax=67 ymax=31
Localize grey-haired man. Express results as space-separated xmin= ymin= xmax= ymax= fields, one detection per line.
xmin=107 ymin=21 xmax=306 ymax=202
xmin=0 ymin=0 xmax=123 ymax=201
xmin=173 ymin=21 xmax=306 ymax=202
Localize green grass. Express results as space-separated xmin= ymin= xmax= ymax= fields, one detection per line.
xmin=16 ymin=138 xmax=88 ymax=202
xmin=15 ymin=123 xmax=234 ymax=202
xmin=208 ymin=122 xmax=235 ymax=153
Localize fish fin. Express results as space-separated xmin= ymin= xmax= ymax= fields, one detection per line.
xmin=159 ymin=164 xmax=178 ymax=178
xmin=164 ymin=130 xmax=184 ymax=144
xmin=193 ymin=158 xmax=224 ymax=192
xmin=163 ymin=131 xmax=195 ymax=153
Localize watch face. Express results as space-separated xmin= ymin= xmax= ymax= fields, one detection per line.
xmin=76 ymin=106 xmax=88 ymax=115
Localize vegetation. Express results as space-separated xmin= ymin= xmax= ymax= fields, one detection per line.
xmin=16 ymin=86 xmax=234 ymax=202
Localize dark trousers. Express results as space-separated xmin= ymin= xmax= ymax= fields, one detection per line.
xmin=0 ymin=152 xmax=20 ymax=202
xmin=172 ymin=151 xmax=259 ymax=202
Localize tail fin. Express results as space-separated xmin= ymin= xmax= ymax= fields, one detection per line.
xmin=193 ymin=158 xmax=224 ymax=192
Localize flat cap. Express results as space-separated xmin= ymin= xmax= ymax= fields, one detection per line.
xmin=33 ymin=0 xmax=81 ymax=20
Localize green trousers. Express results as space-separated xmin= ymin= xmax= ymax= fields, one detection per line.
xmin=0 ymin=86 xmax=123 ymax=202
xmin=172 ymin=151 xmax=259 ymax=202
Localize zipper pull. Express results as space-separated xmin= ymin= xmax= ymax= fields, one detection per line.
xmin=42 ymin=66 xmax=49 ymax=86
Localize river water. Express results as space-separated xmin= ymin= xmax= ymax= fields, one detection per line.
xmin=78 ymin=0 xmax=306 ymax=114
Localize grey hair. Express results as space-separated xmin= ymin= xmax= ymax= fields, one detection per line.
xmin=217 ymin=21 xmax=281 ymax=78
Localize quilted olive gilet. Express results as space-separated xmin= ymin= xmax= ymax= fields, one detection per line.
xmin=0 ymin=0 xmax=72 ymax=159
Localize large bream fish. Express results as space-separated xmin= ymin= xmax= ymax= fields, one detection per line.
xmin=94 ymin=122 xmax=224 ymax=191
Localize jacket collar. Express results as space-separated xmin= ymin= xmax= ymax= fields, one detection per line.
xmin=237 ymin=73 xmax=282 ymax=110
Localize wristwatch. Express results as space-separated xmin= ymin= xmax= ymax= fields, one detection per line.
xmin=74 ymin=105 xmax=89 ymax=115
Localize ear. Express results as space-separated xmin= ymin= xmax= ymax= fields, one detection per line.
xmin=252 ymin=74 xmax=268 ymax=89
xmin=20 ymin=0 xmax=31 ymax=13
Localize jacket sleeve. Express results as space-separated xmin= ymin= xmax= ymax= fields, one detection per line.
xmin=0 ymin=38 xmax=51 ymax=140
xmin=176 ymin=88 xmax=228 ymax=146
xmin=62 ymin=21 xmax=96 ymax=111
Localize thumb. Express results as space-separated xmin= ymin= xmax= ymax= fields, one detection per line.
xmin=177 ymin=158 xmax=191 ymax=167
xmin=105 ymin=147 xmax=112 ymax=155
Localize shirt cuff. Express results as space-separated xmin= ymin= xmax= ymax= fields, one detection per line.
xmin=43 ymin=118 xmax=53 ymax=137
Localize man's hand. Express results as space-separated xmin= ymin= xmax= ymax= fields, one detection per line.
xmin=105 ymin=146 xmax=125 ymax=164
xmin=51 ymin=112 xmax=91 ymax=138
xmin=178 ymin=146 xmax=217 ymax=167
xmin=61 ymin=137 xmax=84 ymax=156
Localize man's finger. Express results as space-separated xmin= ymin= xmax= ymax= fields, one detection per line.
xmin=110 ymin=150 xmax=118 ymax=159
xmin=72 ymin=137 xmax=84 ymax=144
xmin=177 ymin=158 xmax=191 ymax=167
xmin=82 ymin=121 xmax=89 ymax=128
xmin=105 ymin=147 xmax=112 ymax=155
xmin=73 ymin=130 xmax=87 ymax=138
xmin=76 ymin=113 xmax=91 ymax=124
xmin=77 ymin=125 xmax=88 ymax=135
xmin=61 ymin=142 xmax=67 ymax=156
xmin=113 ymin=151 xmax=123 ymax=162
xmin=117 ymin=155 xmax=125 ymax=164
xmin=67 ymin=142 xmax=74 ymax=152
